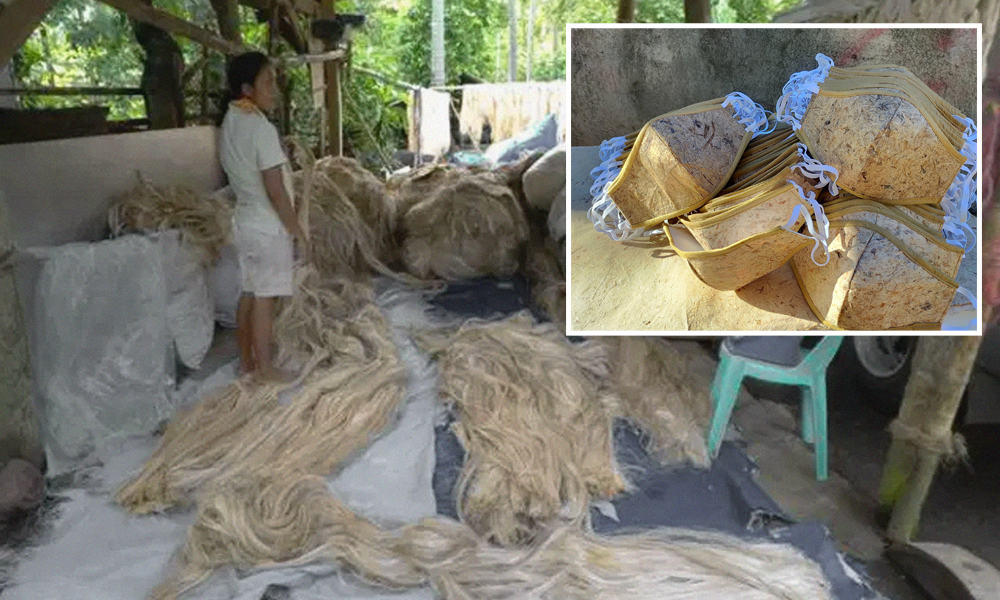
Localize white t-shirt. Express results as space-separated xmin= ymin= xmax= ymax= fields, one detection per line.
xmin=219 ymin=105 xmax=295 ymax=236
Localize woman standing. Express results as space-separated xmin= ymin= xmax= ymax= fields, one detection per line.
xmin=219 ymin=52 xmax=307 ymax=381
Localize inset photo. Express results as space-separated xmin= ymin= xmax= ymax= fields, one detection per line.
xmin=568 ymin=26 xmax=980 ymax=334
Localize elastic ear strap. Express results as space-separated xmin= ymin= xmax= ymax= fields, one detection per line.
xmin=941 ymin=115 xmax=977 ymax=252
xmin=775 ymin=53 xmax=834 ymax=131
xmin=722 ymin=92 xmax=777 ymax=138
xmin=791 ymin=143 xmax=840 ymax=195
xmin=782 ymin=180 xmax=831 ymax=266
xmin=955 ymin=286 xmax=978 ymax=308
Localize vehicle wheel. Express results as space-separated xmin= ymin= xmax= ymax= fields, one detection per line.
xmin=833 ymin=336 xmax=917 ymax=415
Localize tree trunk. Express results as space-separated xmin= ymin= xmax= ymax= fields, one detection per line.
xmin=617 ymin=0 xmax=635 ymax=23
xmin=209 ymin=0 xmax=242 ymax=43
xmin=878 ymin=336 xmax=982 ymax=543
xmin=507 ymin=0 xmax=517 ymax=82
xmin=131 ymin=0 xmax=185 ymax=129
xmin=526 ymin=0 xmax=535 ymax=81
xmin=430 ymin=0 xmax=445 ymax=86
xmin=684 ymin=0 xmax=711 ymax=22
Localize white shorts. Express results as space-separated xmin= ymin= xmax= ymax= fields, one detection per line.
xmin=233 ymin=222 xmax=294 ymax=297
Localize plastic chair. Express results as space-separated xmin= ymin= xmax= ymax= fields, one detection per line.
xmin=707 ymin=336 xmax=844 ymax=481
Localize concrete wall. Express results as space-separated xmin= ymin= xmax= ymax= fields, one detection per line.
xmin=0 ymin=125 xmax=225 ymax=248
xmin=571 ymin=28 xmax=976 ymax=146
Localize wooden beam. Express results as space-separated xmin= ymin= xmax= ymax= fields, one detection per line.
xmin=209 ymin=0 xmax=242 ymax=44
xmin=0 ymin=87 xmax=144 ymax=96
xmin=97 ymin=0 xmax=247 ymax=55
xmin=276 ymin=0 xmax=307 ymax=54
xmin=0 ymin=0 xmax=60 ymax=67
xmin=280 ymin=49 xmax=345 ymax=65
xmin=239 ymin=0 xmax=316 ymax=15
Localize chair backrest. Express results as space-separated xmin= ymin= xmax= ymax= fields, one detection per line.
xmin=804 ymin=336 xmax=844 ymax=369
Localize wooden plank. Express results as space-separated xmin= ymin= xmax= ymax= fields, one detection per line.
xmin=239 ymin=0 xmax=316 ymax=15
xmin=0 ymin=87 xmax=144 ymax=96
xmin=280 ymin=49 xmax=345 ymax=65
xmin=0 ymin=0 xmax=60 ymax=67
xmin=97 ymin=0 xmax=247 ymax=55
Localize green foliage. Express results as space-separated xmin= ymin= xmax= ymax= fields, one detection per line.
xmin=8 ymin=0 xmax=801 ymax=162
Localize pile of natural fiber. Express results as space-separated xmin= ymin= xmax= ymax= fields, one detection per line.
xmin=115 ymin=267 xmax=406 ymax=514
xmin=387 ymin=163 xmax=466 ymax=220
xmin=312 ymin=156 xmax=397 ymax=261
xmin=152 ymin=473 xmax=833 ymax=600
xmin=399 ymin=172 xmax=530 ymax=280
xmin=418 ymin=314 xmax=621 ymax=546
xmin=108 ymin=176 xmax=232 ymax=265
xmin=599 ymin=337 xmax=714 ymax=468
xmin=292 ymin=161 xmax=419 ymax=284
xmin=524 ymin=237 xmax=567 ymax=325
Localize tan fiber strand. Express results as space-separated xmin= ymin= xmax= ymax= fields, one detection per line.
xmin=599 ymin=337 xmax=713 ymax=468
xmin=152 ymin=473 xmax=833 ymax=600
xmin=419 ymin=314 xmax=621 ymax=546
xmin=115 ymin=268 xmax=406 ymax=514
xmin=108 ymin=175 xmax=232 ymax=265
xmin=399 ymin=172 xmax=530 ymax=280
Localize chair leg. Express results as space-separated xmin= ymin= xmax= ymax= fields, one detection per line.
xmin=708 ymin=357 xmax=742 ymax=459
xmin=812 ymin=374 xmax=828 ymax=481
xmin=801 ymin=386 xmax=814 ymax=444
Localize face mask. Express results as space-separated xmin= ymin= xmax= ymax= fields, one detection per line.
xmin=776 ymin=53 xmax=975 ymax=216
xmin=791 ymin=193 xmax=971 ymax=330
xmin=589 ymin=92 xmax=776 ymax=241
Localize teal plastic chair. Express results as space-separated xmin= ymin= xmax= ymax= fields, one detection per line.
xmin=707 ymin=336 xmax=843 ymax=481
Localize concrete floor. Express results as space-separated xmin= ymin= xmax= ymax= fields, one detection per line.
xmin=734 ymin=351 xmax=1000 ymax=600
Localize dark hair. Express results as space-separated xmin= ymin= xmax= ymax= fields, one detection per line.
xmin=217 ymin=51 xmax=271 ymax=125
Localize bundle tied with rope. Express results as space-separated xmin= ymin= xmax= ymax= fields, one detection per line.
xmin=588 ymin=92 xmax=778 ymax=241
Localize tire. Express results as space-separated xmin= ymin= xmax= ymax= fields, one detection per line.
xmin=832 ymin=336 xmax=917 ymax=415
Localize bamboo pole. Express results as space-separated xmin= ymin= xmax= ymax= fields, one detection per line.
xmin=878 ymin=336 xmax=982 ymax=543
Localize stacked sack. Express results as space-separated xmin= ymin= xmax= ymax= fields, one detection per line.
xmin=588 ymin=54 xmax=977 ymax=330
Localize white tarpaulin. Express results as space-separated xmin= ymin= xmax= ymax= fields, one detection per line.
xmin=29 ymin=235 xmax=175 ymax=473
xmin=6 ymin=281 xmax=439 ymax=600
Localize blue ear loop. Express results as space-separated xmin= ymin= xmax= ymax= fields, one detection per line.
xmin=775 ymin=53 xmax=834 ymax=131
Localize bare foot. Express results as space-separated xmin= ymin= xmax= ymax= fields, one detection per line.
xmin=254 ymin=366 xmax=298 ymax=384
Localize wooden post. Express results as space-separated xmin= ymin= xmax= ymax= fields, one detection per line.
xmin=617 ymin=0 xmax=635 ymax=23
xmin=209 ymin=0 xmax=243 ymax=44
xmin=507 ymin=0 xmax=517 ymax=82
xmin=318 ymin=0 xmax=342 ymax=157
xmin=131 ymin=0 xmax=186 ymax=129
xmin=878 ymin=336 xmax=983 ymax=543
xmin=684 ymin=0 xmax=711 ymax=23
